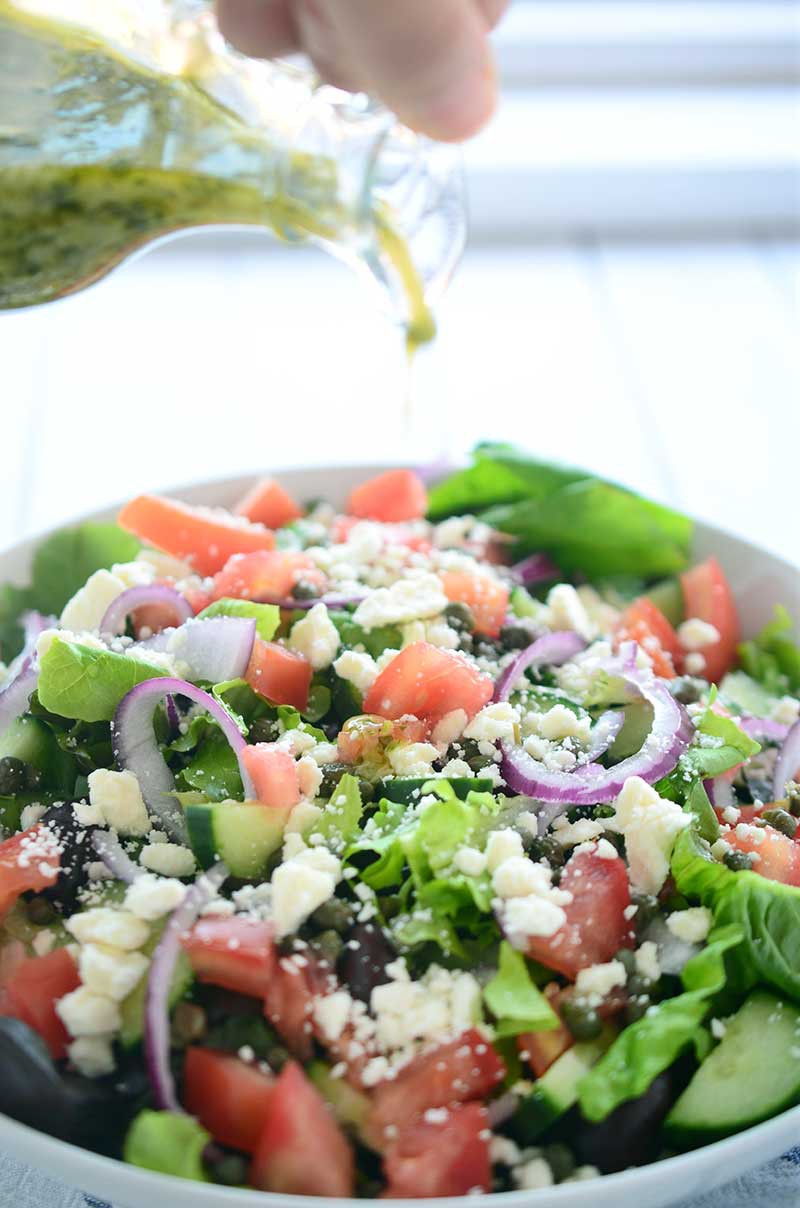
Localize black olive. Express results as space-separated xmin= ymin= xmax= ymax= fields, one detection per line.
xmin=0 ymin=756 xmax=26 ymax=796
xmin=0 ymin=1018 xmax=147 ymax=1156
xmin=337 ymin=922 xmax=397 ymax=1004
xmin=572 ymin=1071 xmax=673 ymax=1172
xmin=39 ymin=802 xmax=95 ymax=913
xmin=248 ymin=716 xmax=281 ymax=745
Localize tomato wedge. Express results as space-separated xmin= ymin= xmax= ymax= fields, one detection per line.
xmin=212 ymin=550 xmax=323 ymax=602
xmin=262 ymin=954 xmax=329 ymax=1061
xmin=346 ymin=470 xmax=427 ymax=523
xmin=235 ymin=478 xmax=304 ymax=530
xmin=616 ymin=597 xmax=683 ymax=678
xmin=383 ymin=1103 xmax=491 ymax=1198
xmin=439 ymin=569 xmax=509 ymax=639
xmin=251 ymin=1061 xmax=355 ymax=1196
xmin=680 ymin=557 xmax=740 ymax=682
xmin=362 ymin=642 xmax=493 ymax=726
xmin=0 ymin=947 xmax=79 ymax=1060
xmin=183 ymin=1047 xmax=275 ymax=1154
xmin=245 ymin=639 xmax=312 ymax=712
xmin=367 ymin=1029 xmax=505 ymax=1150
xmin=181 ymin=918 xmax=276 ymax=999
xmin=118 ymin=495 xmax=275 ymax=577
xmin=241 ymin=743 xmax=302 ymax=810
xmin=0 ymin=826 xmax=61 ymax=920
xmin=525 ymin=848 xmax=634 ymax=980
xmin=725 ymin=822 xmax=800 ymax=887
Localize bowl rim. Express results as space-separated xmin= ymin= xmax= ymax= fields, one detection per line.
xmin=1 ymin=462 xmax=798 ymax=1206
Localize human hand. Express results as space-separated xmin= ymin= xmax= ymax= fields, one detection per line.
xmin=216 ymin=0 xmax=507 ymax=141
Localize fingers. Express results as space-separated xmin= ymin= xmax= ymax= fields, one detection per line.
xmin=478 ymin=0 xmax=510 ymax=30
xmin=294 ymin=0 xmax=498 ymax=141
xmin=216 ymin=0 xmax=299 ymax=59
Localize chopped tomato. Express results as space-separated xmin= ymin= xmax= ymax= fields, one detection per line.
xmin=0 ymin=948 xmax=79 ymax=1060
xmin=183 ymin=1047 xmax=275 ymax=1154
xmin=181 ymin=918 xmax=276 ymax=999
xmin=262 ymin=954 xmax=329 ymax=1061
xmin=182 ymin=583 xmax=215 ymax=615
xmin=525 ymin=848 xmax=634 ymax=980
xmin=235 ymin=478 xmax=304 ymax=530
xmin=680 ymin=557 xmax=740 ymax=682
xmin=241 ymin=743 xmax=301 ymax=810
xmin=346 ymin=469 xmax=427 ymax=524
xmin=362 ymin=642 xmax=493 ymax=726
xmin=616 ymin=598 xmax=683 ymax=678
xmin=131 ymin=598 xmax=189 ymax=639
xmin=439 ymin=569 xmax=509 ymax=639
xmin=726 ymin=822 xmax=800 ymax=886
xmin=251 ymin=1061 xmax=355 ymax=1197
xmin=517 ymin=983 xmax=572 ymax=1077
xmin=337 ymin=713 xmax=429 ymax=765
xmin=367 ymin=1029 xmax=505 ymax=1150
xmin=212 ymin=550 xmax=324 ymax=602
xmin=245 ymin=639 xmax=312 ymax=712
xmin=383 ymin=1103 xmax=491 ymax=1198
xmin=0 ymin=826 xmax=61 ymax=920
xmin=118 ymin=495 xmax=275 ymax=577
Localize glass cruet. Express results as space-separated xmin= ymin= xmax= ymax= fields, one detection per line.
xmin=0 ymin=0 xmax=466 ymax=345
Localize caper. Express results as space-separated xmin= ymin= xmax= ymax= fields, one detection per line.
xmin=26 ymin=897 xmax=57 ymax=926
xmin=171 ymin=1002 xmax=207 ymax=1046
xmin=630 ymin=891 xmax=659 ymax=932
xmin=499 ymin=623 xmax=534 ymax=651
xmin=526 ymin=835 xmax=565 ymax=868
xmin=248 ymin=716 xmax=280 ymax=745
xmin=309 ymin=897 xmax=354 ymax=934
xmin=311 ymin=929 xmax=345 ymax=966
xmin=614 ymin=948 xmax=637 ymax=978
xmin=24 ymin=765 xmax=43 ymax=791
xmin=593 ymin=805 xmax=616 ymax=820
xmin=762 ymin=808 xmax=798 ymax=838
xmin=723 ymin=850 xmax=755 ymax=872
xmin=0 ymin=756 xmax=26 ymax=796
xmin=561 ymin=998 xmax=603 ymax=1041
xmin=443 ymin=602 xmax=475 ymax=634
xmin=264 ymin=1044 xmax=290 ymax=1072
xmin=318 ymin=762 xmax=349 ymax=797
xmin=669 ymin=676 xmax=708 ymax=705
xmin=785 ymin=782 xmax=800 ymax=816
xmin=627 ymin=973 xmax=652 ymax=997
xmin=203 ymin=1143 xmax=249 ymax=1186
xmin=292 ymin=580 xmax=321 ymax=601
xmin=542 ymin=1143 xmax=576 ymax=1184
xmin=624 ymin=994 xmax=651 ymax=1025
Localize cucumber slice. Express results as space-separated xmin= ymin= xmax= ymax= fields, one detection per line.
xmin=377 ymin=777 xmax=495 ymax=805
xmin=510 ymin=1039 xmax=608 ymax=1144
xmin=0 ymin=717 xmax=74 ymax=793
xmin=185 ymin=800 xmax=289 ymax=877
xmin=511 ymin=685 xmax=585 ymax=717
xmin=665 ymin=991 xmax=800 ymax=1146
xmin=646 ymin=578 xmax=684 ymax=627
xmin=719 ymin=671 xmax=776 ymax=720
xmin=609 ymin=701 xmax=655 ymax=760
xmin=510 ymin=586 xmax=539 ymax=618
xmin=309 ymin=1060 xmax=371 ymax=1135
xmin=119 ymin=929 xmax=192 ymax=1048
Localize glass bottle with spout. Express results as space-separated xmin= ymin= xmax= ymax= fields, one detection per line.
xmin=0 ymin=0 xmax=466 ymax=349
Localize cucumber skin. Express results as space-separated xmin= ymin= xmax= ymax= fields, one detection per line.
xmin=185 ymin=800 xmax=288 ymax=878
xmin=377 ymin=777 xmax=495 ymax=804
xmin=665 ymin=991 xmax=800 ymax=1148
xmin=510 ymin=1041 xmax=608 ymax=1145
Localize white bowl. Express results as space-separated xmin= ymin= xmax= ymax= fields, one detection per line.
xmin=0 ymin=464 xmax=798 ymax=1208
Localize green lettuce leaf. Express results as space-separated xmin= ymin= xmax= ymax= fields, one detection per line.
xmin=681 ymin=705 xmax=761 ymax=779
xmin=672 ymin=829 xmax=800 ymax=1002
xmin=738 ymin=605 xmax=800 ymax=696
xmin=427 ymin=445 xmax=692 ymax=579
xmin=198 ymin=597 xmax=280 ymax=641
xmin=484 ymin=942 xmax=559 ymax=1038
xmin=577 ymin=926 xmax=743 ymax=1121
xmin=123 ymin=1110 xmax=209 ymax=1181
xmin=308 ymin=773 xmax=363 ymax=849
xmin=683 ymin=780 xmax=720 ymax=844
xmin=37 ymin=637 xmax=169 ymax=723
xmin=330 ymin=614 xmax=402 ymax=660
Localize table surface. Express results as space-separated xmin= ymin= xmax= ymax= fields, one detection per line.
xmin=2 ymin=235 xmax=798 ymax=568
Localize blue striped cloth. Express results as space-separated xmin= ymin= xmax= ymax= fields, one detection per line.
xmin=1 ymin=1150 xmax=799 ymax=1207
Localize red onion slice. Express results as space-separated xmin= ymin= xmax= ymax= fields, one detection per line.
xmin=501 ymin=657 xmax=693 ymax=805
xmin=704 ymin=776 xmax=735 ymax=812
xmin=145 ymin=862 xmax=228 ymax=1112
xmin=91 ymin=829 xmax=144 ymax=883
xmin=0 ymin=611 xmax=49 ymax=734
xmin=167 ymin=616 xmax=256 ymax=683
xmin=774 ymin=719 xmax=800 ymax=800
xmin=100 ymin=585 xmax=193 ymax=637
xmin=494 ymin=632 xmax=587 ymax=703
xmin=509 ymin=552 xmax=559 ymax=588
xmin=113 ymin=678 xmax=256 ymax=842
xmin=739 ymin=715 xmax=790 ymax=743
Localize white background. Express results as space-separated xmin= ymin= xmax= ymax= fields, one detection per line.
xmin=1 ymin=0 xmax=799 ymax=567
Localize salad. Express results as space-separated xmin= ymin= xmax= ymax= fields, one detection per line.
xmin=0 ymin=445 xmax=798 ymax=1199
